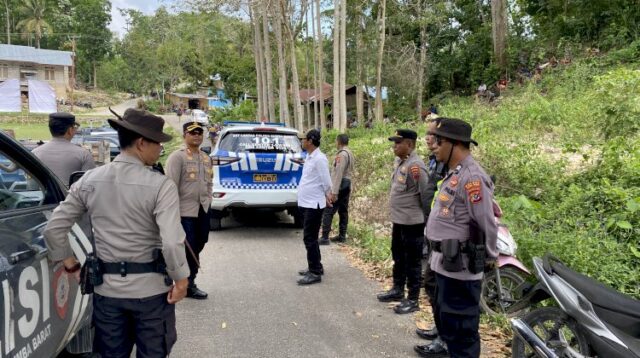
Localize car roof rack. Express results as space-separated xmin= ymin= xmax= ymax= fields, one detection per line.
xmin=223 ymin=121 xmax=286 ymax=127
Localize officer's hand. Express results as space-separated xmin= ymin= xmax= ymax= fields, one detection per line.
xmin=326 ymin=193 xmax=334 ymax=207
xmin=167 ymin=278 xmax=189 ymax=304
xmin=484 ymin=259 xmax=497 ymax=273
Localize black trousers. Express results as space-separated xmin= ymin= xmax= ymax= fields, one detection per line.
xmin=300 ymin=206 xmax=324 ymax=274
xmin=391 ymin=223 xmax=425 ymax=300
xmin=93 ymin=292 xmax=176 ymax=358
xmin=180 ymin=206 xmax=210 ymax=285
xmin=321 ymin=185 xmax=351 ymax=239
xmin=434 ymin=273 xmax=482 ymax=358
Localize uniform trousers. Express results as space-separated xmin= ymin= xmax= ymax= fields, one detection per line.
xmin=300 ymin=206 xmax=324 ymax=274
xmin=93 ymin=292 xmax=176 ymax=358
xmin=180 ymin=206 xmax=210 ymax=286
xmin=434 ymin=273 xmax=482 ymax=358
xmin=321 ymin=184 xmax=351 ymax=239
xmin=391 ymin=223 xmax=425 ymax=300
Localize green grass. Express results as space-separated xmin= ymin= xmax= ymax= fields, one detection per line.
xmin=0 ymin=122 xmax=51 ymax=140
xmin=159 ymin=127 xmax=183 ymax=166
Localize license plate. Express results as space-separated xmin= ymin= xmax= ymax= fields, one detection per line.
xmin=254 ymin=174 xmax=277 ymax=183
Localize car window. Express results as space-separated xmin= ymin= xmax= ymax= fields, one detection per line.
xmin=219 ymin=132 xmax=302 ymax=153
xmin=0 ymin=152 xmax=45 ymax=211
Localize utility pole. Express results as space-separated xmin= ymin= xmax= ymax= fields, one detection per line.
xmin=70 ymin=36 xmax=77 ymax=112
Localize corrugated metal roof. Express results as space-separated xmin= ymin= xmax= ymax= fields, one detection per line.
xmin=0 ymin=44 xmax=73 ymax=66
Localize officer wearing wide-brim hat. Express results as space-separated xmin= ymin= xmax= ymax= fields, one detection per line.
xmin=43 ymin=107 xmax=190 ymax=357
xmin=377 ymin=129 xmax=431 ymax=315
xmin=165 ymin=121 xmax=213 ymax=299
xmin=415 ymin=117 xmax=498 ymax=358
xmin=32 ymin=112 xmax=96 ymax=186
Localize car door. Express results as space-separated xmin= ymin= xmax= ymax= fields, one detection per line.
xmin=0 ymin=135 xmax=93 ymax=357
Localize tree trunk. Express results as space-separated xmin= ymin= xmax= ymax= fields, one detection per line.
xmin=274 ymin=7 xmax=290 ymax=125
xmin=93 ymin=62 xmax=98 ymax=89
xmin=4 ymin=0 xmax=10 ymax=45
xmin=251 ymin=9 xmax=265 ymax=121
xmin=491 ymin=0 xmax=507 ymax=73
xmin=332 ymin=0 xmax=341 ymax=130
xmin=375 ymin=0 xmax=387 ymax=123
xmin=339 ymin=0 xmax=347 ymax=131
xmin=262 ymin=4 xmax=277 ymax=122
xmin=355 ymin=3 xmax=364 ymax=125
xmin=416 ymin=16 xmax=427 ymax=121
xmin=288 ymin=34 xmax=304 ymax=131
xmin=304 ymin=6 xmax=313 ymax=130
xmin=316 ymin=0 xmax=326 ymax=130
xmin=310 ymin=0 xmax=319 ymax=129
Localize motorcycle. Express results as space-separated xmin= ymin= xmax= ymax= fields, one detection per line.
xmin=511 ymin=253 xmax=640 ymax=358
xmin=479 ymin=200 xmax=531 ymax=317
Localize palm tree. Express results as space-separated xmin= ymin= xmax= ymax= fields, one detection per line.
xmin=16 ymin=0 xmax=51 ymax=48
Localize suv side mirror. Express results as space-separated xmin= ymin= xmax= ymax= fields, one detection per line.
xmin=201 ymin=146 xmax=211 ymax=154
xmin=69 ymin=171 xmax=85 ymax=186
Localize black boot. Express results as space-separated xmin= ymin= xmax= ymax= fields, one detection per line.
xmin=376 ymin=286 xmax=404 ymax=302
xmin=416 ymin=326 xmax=439 ymax=340
xmin=393 ymin=299 xmax=419 ymax=314
xmin=187 ymin=285 xmax=208 ymax=300
xmin=414 ymin=337 xmax=449 ymax=357
xmin=318 ymin=237 xmax=331 ymax=245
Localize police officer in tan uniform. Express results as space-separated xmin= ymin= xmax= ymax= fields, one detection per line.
xmin=319 ymin=133 xmax=354 ymax=245
xmin=377 ymin=129 xmax=431 ymax=315
xmin=417 ymin=118 xmax=498 ymax=358
xmin=32 ymin=112 xmax=95 ymax=186
xmin=165 ymin=121 xmax=213 ymax=299
xmin=43 ymin=108 xmax=189 ymax=357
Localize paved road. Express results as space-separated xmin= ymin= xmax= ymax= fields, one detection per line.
xmin=171 ymin=212 xmax=422 ymax=358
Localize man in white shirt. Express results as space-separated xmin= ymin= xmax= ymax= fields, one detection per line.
xmin=296 ymin=129 xmax=333 ymax=285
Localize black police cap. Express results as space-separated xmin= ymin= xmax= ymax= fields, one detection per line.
xmin=388 ymin=129 xmax=418 ymax=142
xmin=183 ymin=121 xmax=204 ymax=133
xmin=49 ymin=112 xmax=77 ymax=126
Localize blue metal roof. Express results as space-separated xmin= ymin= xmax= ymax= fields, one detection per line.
xmin=0 ymin=44 xmax=73 ymax=66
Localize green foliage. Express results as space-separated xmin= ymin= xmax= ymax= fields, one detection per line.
xmin=209 ymin=100 xmax=256 ymax=123
xmin=342 ymin=57 xmax=640 ymax=299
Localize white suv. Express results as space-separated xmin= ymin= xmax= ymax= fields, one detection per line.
xmin=209 ymin=121 xmax=305 ymax=230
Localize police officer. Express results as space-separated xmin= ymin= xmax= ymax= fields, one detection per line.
xmin=32 ymin=112 xmax=95 ymax=186
xmin=319 ymin=133 xmax=354 ymax=245
xmin=377 ymin=129 xmax=431 ymax=314
xmin=165 ymin=121 xmax=213 ymax=299
xmin=43 ymin=108 xmax=189 ymax=357
xmin=419 ymin=118 xmax=498 ymax=358
xmin=415 ymin=118 xmax=449 ymax=356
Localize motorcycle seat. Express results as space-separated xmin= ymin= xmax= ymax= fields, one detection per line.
xmin=549 ymin=259 xmax=640 ymax=321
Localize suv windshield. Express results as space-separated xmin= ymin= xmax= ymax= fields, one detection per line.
xmin=219 ymin=132 xmax=302 ymax=153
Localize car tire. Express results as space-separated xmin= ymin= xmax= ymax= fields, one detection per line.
xmin=210 ymin=210 xmax=223 ymax=231
xmin=292 ymin=211 xmax=304 ymax=228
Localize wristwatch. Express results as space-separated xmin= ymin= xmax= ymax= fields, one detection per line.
xmin=64 ymin=262 xmax=81 ymax=273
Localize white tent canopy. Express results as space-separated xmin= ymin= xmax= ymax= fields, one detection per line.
xmin=0 ymin=79 xmax=21 ymax=112
xmin=28 ymin=80 xmax=56 ymax=113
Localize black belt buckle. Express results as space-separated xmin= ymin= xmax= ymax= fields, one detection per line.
xmin=119 ymin=262 xmax=127 ymax=277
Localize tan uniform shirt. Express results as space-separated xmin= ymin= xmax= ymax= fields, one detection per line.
xmin=32 ymin=138 xmax=96 ymax=186
xmin=43 ymin=153 xmax=189 ymax=299
xmin=427 ymin=155 xmax=499 ymax=281
xmin=389 ymin=150 xmax=431 ymax=225
xmin=165 ymin=147 xmax=213 ymax=217
xmin=330 ymin=147 xmax=354 ymax=195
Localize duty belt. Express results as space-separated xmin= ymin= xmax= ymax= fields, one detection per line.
xmin=430 ymin=240 xmax=470 ymax=253
xmin=100 ymin=260 xmax=167 ymax=277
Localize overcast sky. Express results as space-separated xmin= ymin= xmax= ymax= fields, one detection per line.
xmin=109 ymin=0 xmax=165 ymax=36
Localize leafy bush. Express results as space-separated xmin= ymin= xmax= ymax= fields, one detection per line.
xmin=209 ymin=100 xmax=256 ymax=123
xmin=337 ymin=55 xmax=640 ymax=298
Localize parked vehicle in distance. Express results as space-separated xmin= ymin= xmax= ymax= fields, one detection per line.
xmin=192 ymin=109 xmax=209 ymax=126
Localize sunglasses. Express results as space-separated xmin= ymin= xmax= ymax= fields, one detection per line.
xmin=187 ymin=131 xmax=204 ymax=136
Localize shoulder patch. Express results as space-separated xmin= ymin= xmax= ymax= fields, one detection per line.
xmin=464 ymin=179 xmax=482 ymax=204
xmin=410 ymin=165 xmax=420 ymax=180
